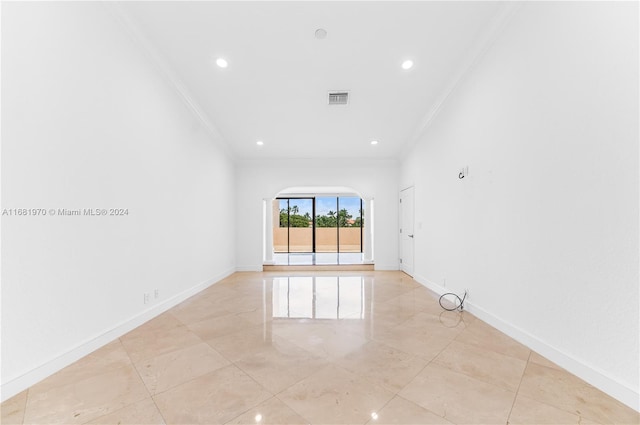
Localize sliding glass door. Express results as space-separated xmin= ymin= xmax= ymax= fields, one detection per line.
xmin=288 ymin=199 xmax=313 ymax=252
xmin=274 ymin=196 xmax=362 ymax=253
xmin=315 ymin=197 xmax=339 ymax=252
xmin=338 ymin=196 xmax=362 ymax=253
xmin=274 ymin=198 xmax=314 ymax=253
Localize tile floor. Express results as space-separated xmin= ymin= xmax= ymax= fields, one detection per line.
xmin=1 ymin=271 xmax=638 ymax=425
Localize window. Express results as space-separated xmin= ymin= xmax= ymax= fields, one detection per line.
xmin=274 ymin=197 xmax=363 ymax=253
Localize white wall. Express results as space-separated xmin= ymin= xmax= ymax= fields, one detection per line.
xmin=235 ymin=159 xmax=399 ymax=270
xmin=1 ymin=2 xmax=236 ymax=400
xmin=401 ymin=2 xmax=639 ymax=409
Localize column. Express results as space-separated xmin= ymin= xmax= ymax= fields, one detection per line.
xmin=363 ymin=198 xmax=374 ymax=263
xmin=263 ymin=199 xmax=275 ymax=264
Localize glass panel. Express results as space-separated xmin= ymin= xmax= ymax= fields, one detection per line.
xmin=315 ymin=197 xmax=338 ymax=252
xmin=273 ymin=199 xmax=289 ymax=253
xmin=315 ymin=252 xmax=338 ymax=265
xmin=288 ymin=253 xmax=313 ymax=265
xmin=338 ymin=253 xmax=363 ymax=264
xmin=338 ymin=197 xmax=362 ymax=253
xmin=287 ymin=199 xmax=313 ymax=252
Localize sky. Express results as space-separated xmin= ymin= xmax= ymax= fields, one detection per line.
xmin=316 ymin=197 xmax=360 ymax=217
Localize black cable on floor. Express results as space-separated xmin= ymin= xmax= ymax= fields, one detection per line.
xmin=439 ymin=291 xmax=467 ymax=311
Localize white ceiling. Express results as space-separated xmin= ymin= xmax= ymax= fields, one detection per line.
xmin=118 ymin=1 xmax=506 ymax=160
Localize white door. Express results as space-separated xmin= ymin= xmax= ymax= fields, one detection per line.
xmin=400 ymin=187 xmax=415 ymax=276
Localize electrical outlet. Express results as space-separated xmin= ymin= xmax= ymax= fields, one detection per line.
xmin=143 ymin=293 xmax=149 ymax=304
xmin=154 ymin=289 xmax=159 ymax=299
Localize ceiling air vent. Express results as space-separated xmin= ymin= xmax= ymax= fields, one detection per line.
xmin=328 ymin=91 xmax=349 ymax=105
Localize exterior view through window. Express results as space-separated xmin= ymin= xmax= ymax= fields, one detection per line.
xmin=273 ymin=197 xmax=363 ymax=253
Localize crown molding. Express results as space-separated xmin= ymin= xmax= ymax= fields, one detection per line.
xmin=399 ymin=1 xmax=523 ymax=161
xmin=105 ymin=3 xmax=235 ymax=161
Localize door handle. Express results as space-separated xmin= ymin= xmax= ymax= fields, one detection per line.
xmin=408 ymin=234 xmax=414 ymax=238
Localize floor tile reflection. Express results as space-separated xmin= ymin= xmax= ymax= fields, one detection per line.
xmin=272 ymin=276 xmax=365 ymax=320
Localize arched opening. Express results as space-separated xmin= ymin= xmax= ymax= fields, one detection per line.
xmin=263 ymin=186 xmax=374 ymax=266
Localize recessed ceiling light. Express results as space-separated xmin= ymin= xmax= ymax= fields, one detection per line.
xmin=401 ymin=60 xmax=414 ymax=70
xmin=315 ymin=28 xmax=327 ymax=39
xmin=256 ymin=140 xmax=264 ymax=146
xmin=370 ymin=140 xmax=379 ymax=145
xmin=216 ymin=58 xmax=228 ymax=68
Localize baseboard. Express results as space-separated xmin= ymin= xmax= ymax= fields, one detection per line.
xmin=236 ymin=265 xmax=263 ymax=272
xmin=413 ymin=274 xmax=640 ymax=412
xmin=0 ymin=267 xmax=235 ymax=403
xmin=374 ymin=264 xmax=400 ymax=271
